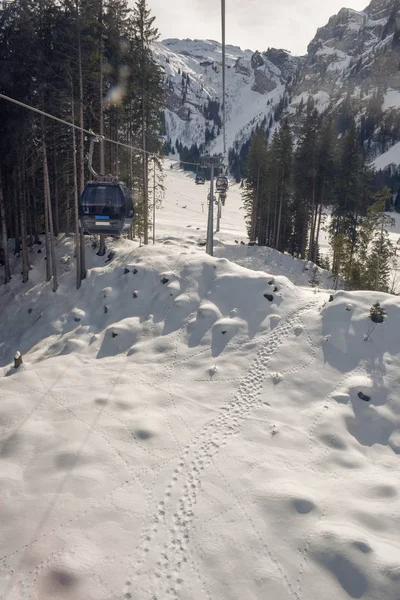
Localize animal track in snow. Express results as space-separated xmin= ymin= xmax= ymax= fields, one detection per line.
xmin=127 ymin=298 xmax=318 ymax=599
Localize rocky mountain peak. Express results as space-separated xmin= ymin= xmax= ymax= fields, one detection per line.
xmin=251 ymin=51 xmax=265 ymax=69
xmin=156 ymin=0 xmax=400 ymax=171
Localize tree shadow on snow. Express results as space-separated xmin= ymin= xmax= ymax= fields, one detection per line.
xmin=211 ymin=320 xmax=241 ymax=357
xmin=187 ymin=311 xmax=218 ymax=348
xmin=321 ymin=302 xmax=387 ymax=374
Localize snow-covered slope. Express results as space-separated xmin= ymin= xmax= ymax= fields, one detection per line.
xmin=374 ymin=139 xmax=400 ymax=170
xmin=158 ymin=1 xmax=400 ymax=170
xmin=155 ymin=39 xmax=299 ymax=154
xmin=1 ymin=170 xmax=400 ymax=600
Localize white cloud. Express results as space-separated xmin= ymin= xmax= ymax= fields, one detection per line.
xmin=144 ymin=0 xmax=367 ymax=55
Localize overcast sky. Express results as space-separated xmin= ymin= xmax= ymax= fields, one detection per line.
xmin=146 ymin=0 xmax=367 ymax=55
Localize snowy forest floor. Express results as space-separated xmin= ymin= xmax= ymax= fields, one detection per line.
xmin=1 ymin=169 xmax=400 ymax=600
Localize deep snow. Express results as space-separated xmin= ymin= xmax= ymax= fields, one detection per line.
xmin=1 ymin=170 xmax=400 ymax=600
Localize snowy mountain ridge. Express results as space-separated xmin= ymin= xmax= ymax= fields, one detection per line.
xmin=156 ymin=0 xmax=400 ymax=170
xmin=154 ymin=38 xmax=299 ymax=155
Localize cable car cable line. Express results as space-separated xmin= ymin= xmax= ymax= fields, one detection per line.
xmin=0 ymin=92 xmax=229 ymax=242
xmin=0 ymin=92 xmax=206 ymax=169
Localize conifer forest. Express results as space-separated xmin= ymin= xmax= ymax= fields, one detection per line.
xmin=0 ymin=0 xmax=165 ymax=289
xmin=0 ymin=0 xmax=399 ymax=295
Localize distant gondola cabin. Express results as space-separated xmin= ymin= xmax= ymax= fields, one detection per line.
xmin=195 ymin=174 xmax=205 ymax=185
xmin=216 ymin=176 xmax=228 ymax=192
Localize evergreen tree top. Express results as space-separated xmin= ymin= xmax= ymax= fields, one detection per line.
xmin=369 ymin=302 xmax=387 ymax=324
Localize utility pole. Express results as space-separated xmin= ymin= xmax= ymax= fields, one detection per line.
xmin=221 ymin=0 xmax=227 ymax=167
xmin=216 ymin=195 xmax=222 ymax=233
xmin=99 ymin=0 xmax=105 ymax=176
xmin=206 ymin=164 xmax=215 ymax=256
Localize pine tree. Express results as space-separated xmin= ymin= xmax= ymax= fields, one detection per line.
xmin=292 ymin=108 xmax=320 ymax=258
xmin=130 ymin=0 xmax=164 ymax=244
xmin=311 ymin=117 xmax=336 ymax=263
xmin=365 ymin=302 xmax=387 ymax=340
xmin=329 ymin=119 xmax=371 ymax=280
xmin=339 ymin=187 xmax=395 ymax=291
xmin=268 ymin=119 xmax=293 ymax=250
xmin=364 ymin=188 xmax=395 ymax=292
xmin=0 ymin=0 xmax=165 ymax=283
xmin=366 ymin=233 xmax=393 ymax=292
xmin=0 ymin=173 xmax=11 ymax=284
xmin=242 ymin=132 xmax=268 ymax=241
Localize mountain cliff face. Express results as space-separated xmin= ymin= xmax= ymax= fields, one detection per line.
xmin=291 ymin=0 xmax=400 ymax=104
xmin=301 ymin=0 xmax=398 ymax=90
xmin=153 ymin=38 xmax=300 ymax=157
xmin=155 ymin=0 xmax=400 ymax=171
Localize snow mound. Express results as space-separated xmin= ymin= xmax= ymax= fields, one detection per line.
xmin=0 ymin=241 xmax=299 ymax=370
xmin=215 ymin=242 xmax=333 ymax=288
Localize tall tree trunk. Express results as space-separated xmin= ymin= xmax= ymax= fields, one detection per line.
xmin=272 ymin=177 xmax=279 ymax=248
xmin=300 ymin=199 xmax=309 ymax=260
xmin=0 ymin=173 xmax=11 ymax=284
xmin=80 ymin=230 xmax=86 ymax=279
xmin=141 ymin=23 xmax=149 ymax=246
xmin=142 ymin=104 xmax=148 ymax=245
xmin=43 ymin=163 xmax=51 ymax=281
xmin=308 ymin=160 xmax=317 ymax=261
xmin=250 ymin=165 xmax=260 ymax=242
xmin=313 ymin=193 xmax=324 ymax=264
xmin=258 ymin=187 xmax=267 ymax=246
xmin=19 ymin=168 xmax=29 ymax=283
xmin=276 ymin=169 xmax=284 ymax=251
xmin=71 ymin=82 xmax=82 ymax=289
xmin=53 ymin=145 xmax=60 ymax=236
xmin=129 ymin=146 xmax=135 ymax=240
xmin=14 ymin=181 xmax=20 ymax=255
xmin=42 ymin=128 xmax=52 ymax=284
xmin=266 ymin=188 xmax=271 ymax=246
xmin=115 ymin=112 xmax=119 ymax=178
xmin=26 ymin=172 xmax=33 ymax=247
xmin=32 ymin=174 xmax=40 ymax=244
xmin=28 ymin=214 xmax=33 ymax=248
xmin=76 ymin=0 xmax=85 ymax=194
xmin=375 ymin=220 xmax=384 ymax=290
xmin=65 ymin=172 xmax=71 ymax=236
xmin=44 ymin=149 xmax=58 ymax=292
xmin=27 ymin=197 xmax=33 ymax=247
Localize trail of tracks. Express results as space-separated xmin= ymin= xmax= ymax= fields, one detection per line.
xmin=129 ymin=298 xmax=318 ymax=600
